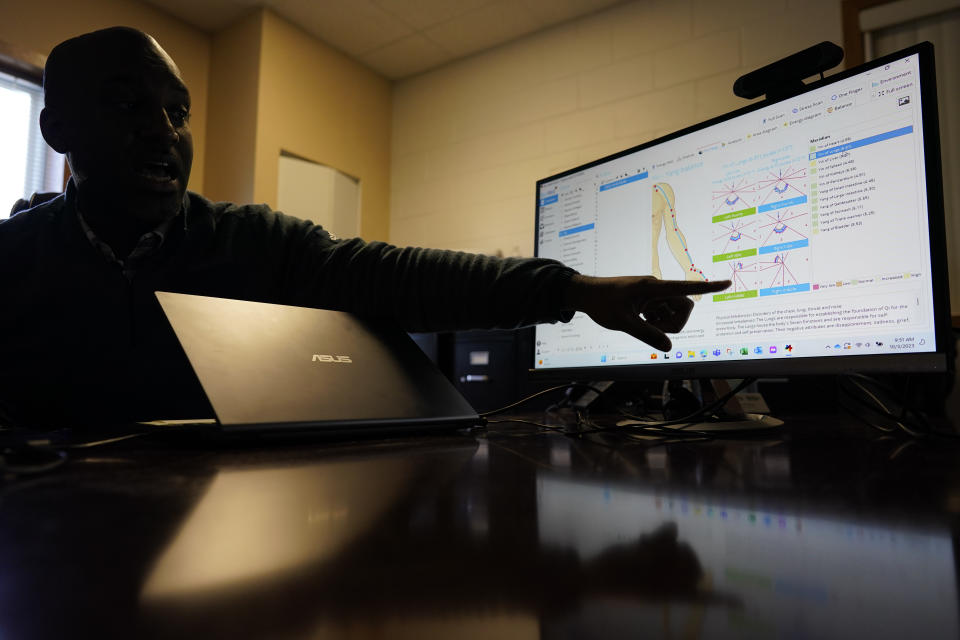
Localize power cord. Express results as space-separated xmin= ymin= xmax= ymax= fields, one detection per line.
xmin=0 ymin=429 xmax=155 ymax=477
xmin=610 ymin=377 xmax=758 ymax=431
xmin=479 ymin=382 xmax=613 ymax=419
xmin=838 ymin=372 xmax=959 ymax=439
xmin=482 ymin=378 xmax=759 ymax=441
xmin=0 ymin=446 xmax=68 ymax=475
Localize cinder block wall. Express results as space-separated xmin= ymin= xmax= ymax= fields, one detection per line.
xmin=389 ymin=0 xmax=843 ymax=255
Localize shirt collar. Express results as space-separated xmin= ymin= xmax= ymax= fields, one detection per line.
xmin=68 ymin=180 xmax=180 ymax=275
xmin=76 ymin=208 xmax=173 ymax=263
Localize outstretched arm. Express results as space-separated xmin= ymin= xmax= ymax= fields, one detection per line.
xmin=563 ymin=275 xmax=731 ymax=351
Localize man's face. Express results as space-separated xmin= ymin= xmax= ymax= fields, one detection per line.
xmin=55 ymin=38 xmax=193 ymax=226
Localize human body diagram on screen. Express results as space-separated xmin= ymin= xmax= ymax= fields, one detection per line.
xmin=651 ymin=182 xmax=708 ymax=300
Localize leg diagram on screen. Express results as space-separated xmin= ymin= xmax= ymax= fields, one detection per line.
xmin=652 ymin=182 xmax=707 ymax=299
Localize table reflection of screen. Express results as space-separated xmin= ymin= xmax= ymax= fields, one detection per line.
xmin=538 ymin=475 xmax=958 ymax=639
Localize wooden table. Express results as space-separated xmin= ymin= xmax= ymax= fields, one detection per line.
xmin=2 ymin=411 xmax=958 ymax=639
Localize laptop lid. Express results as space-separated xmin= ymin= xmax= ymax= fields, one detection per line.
xmin=154 ymin=291 xmax=480 ymax=433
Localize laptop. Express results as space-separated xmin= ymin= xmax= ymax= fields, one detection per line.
xmin=149 ymin=291 xmax=480 ymax=435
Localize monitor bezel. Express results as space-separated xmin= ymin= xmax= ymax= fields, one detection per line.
xmin=530 ymin=41 xmax=950 ymax=381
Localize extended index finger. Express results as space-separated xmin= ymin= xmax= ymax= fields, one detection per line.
xmin=623 ymin=316 xmax=672 ymax=351
xmin=648 ymin=279 xmax=732 ymax=295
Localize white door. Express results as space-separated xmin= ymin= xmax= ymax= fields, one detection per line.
xmin=277 ymin=154 xmax=360 ymax=238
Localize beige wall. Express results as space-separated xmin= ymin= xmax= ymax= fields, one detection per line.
xmin=256 ymin=10 xmax=392 ymax=241
xmin=389 ymin=0 xmax=845 ymax=255
xmin=0 ymin=0 xmax=210 ymax=195
xmin=203 ymin=9 xmax=393 ymax=241
xmin=203 ymin=10 xmax=262 ymax=205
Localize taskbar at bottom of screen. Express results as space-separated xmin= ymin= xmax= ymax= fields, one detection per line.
xmin=534 ymin=332 xmax=937 ymax=370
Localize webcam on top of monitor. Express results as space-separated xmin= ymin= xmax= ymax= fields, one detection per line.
xmin=734 ymin=41 xmax=845 ymax=101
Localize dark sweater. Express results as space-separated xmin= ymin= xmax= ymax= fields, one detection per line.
xmin=0 ymin=186 xmax=575 ymax=426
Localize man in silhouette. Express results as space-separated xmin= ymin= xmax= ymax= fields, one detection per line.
xmin=0 ymin=27 xmax=728 ymax=426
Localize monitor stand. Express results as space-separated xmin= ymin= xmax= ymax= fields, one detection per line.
xmin=615 ymin=412 xmax=783 ymax=433
xmin=651 ymin=379 xmax=785 ymax=433
xmin=705 ymin=378 xmax=785 ymax=431
xmin=679 ymin=412 xmax=784 ymax=432
xmin=587 ymin=379 xmax=786 ymax=434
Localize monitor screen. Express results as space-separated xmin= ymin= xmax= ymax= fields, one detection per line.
xmin=533 ymin=43 xmax=949 ymax=378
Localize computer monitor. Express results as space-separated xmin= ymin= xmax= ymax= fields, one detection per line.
xmin=533 ymin=42 xmax=949 ymax=382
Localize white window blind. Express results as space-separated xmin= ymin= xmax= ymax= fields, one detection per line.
xmin=0 ymin=70 xmax=64 ymax=219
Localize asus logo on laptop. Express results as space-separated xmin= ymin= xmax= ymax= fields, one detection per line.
xmin=312 ymin=354 xmax=353 ymax=363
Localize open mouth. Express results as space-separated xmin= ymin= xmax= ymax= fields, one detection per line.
xmin=133 ymin=159 xmax=178 ymax=187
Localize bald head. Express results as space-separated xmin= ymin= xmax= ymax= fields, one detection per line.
xmin=44 ymin=27 xmax=183 ymax=110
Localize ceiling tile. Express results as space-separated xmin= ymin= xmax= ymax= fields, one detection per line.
xmin=141 ymin=0 xmax=630 ymax=79
xmin=271 ymin=0 xmax=415 ymax=56
xmin=423 ymin=1 xmax=541 ymax=58
xmin=360 ymin=33 xmax=450 ymax=78
xmin=372 ymin=0 xmax=496 ymax=30
xmin=519 ymin=0 xmax=624 ymax=25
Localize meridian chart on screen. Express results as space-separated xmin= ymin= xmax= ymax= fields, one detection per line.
xmin=535 ymin=52 xmax=935 ymax=370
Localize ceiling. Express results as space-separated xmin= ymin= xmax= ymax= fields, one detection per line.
xmin=141 ymin=0 xmax=626 ymax=79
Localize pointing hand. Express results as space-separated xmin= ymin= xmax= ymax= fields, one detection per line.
xmin=563 ymin=275 xmax=732 ymax=351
